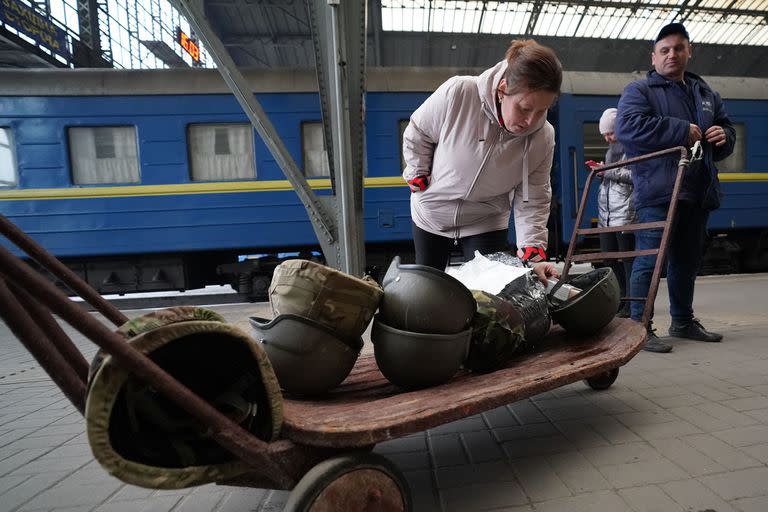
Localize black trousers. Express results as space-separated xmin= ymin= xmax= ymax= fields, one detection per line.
xmin=412 ymin=222 xmax=510 ymax=270
xmin=599 ymin=230 xmax=634 ymax=297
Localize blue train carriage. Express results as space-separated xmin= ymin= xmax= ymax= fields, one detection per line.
xmin=0 ymin=69 xmax=766 ymax=299
xmin=0 ymin=68 xmax=420 ymax=297
xmin=555 ymin=72 xmax=768 ymax=273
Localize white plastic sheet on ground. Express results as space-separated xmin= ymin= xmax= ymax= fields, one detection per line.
xmin=445 ymin=251 xmax=531 ymax=295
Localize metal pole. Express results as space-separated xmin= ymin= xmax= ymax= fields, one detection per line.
xmin=327 ymin=1 xmax=361 ymax=275
xmin=0 ymin=245 xmax=294 ymax=488
xmin=0 ymin=214 xmax=128 ymax=327
xmin=9 ymin=282 xmax=90 ymax=383
xmin=0 ymin=279 xmax=86 ymax=413
xmin=169 ymin=0 xmax=339 ymax=266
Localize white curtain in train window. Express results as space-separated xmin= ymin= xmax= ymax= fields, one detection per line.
xmin=716 ymin=124 xmax=746 ymax=173
xmin=302 ymin=122 xmax=330 ymax=177
xmin=0 ymin=127 xmax=17 ymax=187
xmin=69 ymin=127 xmax=140 ymax=184
xmin=188 ymin=124 xmax=255 ymax=181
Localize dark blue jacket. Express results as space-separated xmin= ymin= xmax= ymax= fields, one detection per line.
xmin=615 ymin=70 xmax=735 ymax=211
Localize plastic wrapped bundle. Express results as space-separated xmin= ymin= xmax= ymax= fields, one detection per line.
xmin=465 ymin=291 xmax=526 ymax=373
xmin=496 ymin=267 xmax=551 ymax=349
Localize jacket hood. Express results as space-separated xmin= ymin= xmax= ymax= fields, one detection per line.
xmin=477 ymin=60 xmax=547 ymax=137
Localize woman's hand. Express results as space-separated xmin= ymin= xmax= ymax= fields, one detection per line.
xmin=531 ymin=262 xmax=560 ymax=286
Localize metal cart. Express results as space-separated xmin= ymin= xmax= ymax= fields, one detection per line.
xmin=0 ymin=146 xmax=693 ymax=511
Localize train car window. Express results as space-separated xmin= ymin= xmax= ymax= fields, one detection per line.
xmin=188 ymin=124 xmax=255 ymax=181
xmin=716 ymin=123 xmax=746 ymax=173
xmin=399 ymin=119 xmax=409 ymax=171
xmin=0 ymin=128 xmax=17 ymax=188
xmin=582 ymin=122 xmax=609 ymax=163
xmin=68 ymin=127 xmax=140 ymax=185
xmin=301 ymin=122 xmax=330 ymax=177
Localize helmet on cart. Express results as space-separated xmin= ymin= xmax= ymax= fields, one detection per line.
xmin=249 ymin=314 xmax=362 ymax=396
xmin=85 ymin=307 xmax=283 ymax=489
xmin=269 ymin=259 xmax=383 ymax=342
xmin=549 ymin=268 xmax=620 ymax=335
xmin=378 ymin=256 xmax=476 ymax=334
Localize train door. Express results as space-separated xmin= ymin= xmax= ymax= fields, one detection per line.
xmin=555 ymin=94 xmax=621 ymax=254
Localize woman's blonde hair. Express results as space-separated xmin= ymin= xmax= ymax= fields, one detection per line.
xmin=503 ymin=39 xmax=563 ymax=95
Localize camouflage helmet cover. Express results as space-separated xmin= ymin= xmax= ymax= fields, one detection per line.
xmin=269 ymin=259 xmax=383 ymax=341
xmin=465 ymin=291 xmax=527 ymax=373
xmin=85 ymin=307 xmax=283 ymax=489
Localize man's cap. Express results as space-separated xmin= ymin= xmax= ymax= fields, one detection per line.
xmin=655 ymin=22 xmax=689 ymax=44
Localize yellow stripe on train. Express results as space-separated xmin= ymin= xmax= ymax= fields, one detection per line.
xmin=0 ymin=177 xmax=406 ymax=200
xmin=1 ymin=174 xmax=765 ymax=201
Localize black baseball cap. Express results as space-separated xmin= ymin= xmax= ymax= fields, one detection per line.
xmin=655 ymin=22 xmax=690 ymax=44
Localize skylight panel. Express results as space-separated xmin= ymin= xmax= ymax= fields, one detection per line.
xmin=573 ymin=7 xmax=635 ymax=39
xmin=382 ymin=0 xmax=430 ymax=31
xmin=533 ymin=3 xmax=585 ymax=37
xmin=430 ymin=1 xmax=484 ymax=33
xmin=685 ymin=11 xmax=767 ymax=45
xmin=479 ymin=2 xmax=532 ymax=35
xmin=380 ymin=0 xmax=768 ymax=45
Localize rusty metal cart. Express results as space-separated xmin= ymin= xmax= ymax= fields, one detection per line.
xmin=0 ymin=146 xmax=692 ymax=511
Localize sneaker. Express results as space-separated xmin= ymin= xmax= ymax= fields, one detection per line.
xmin=668 ymin=318 xmax=723 ymax=342
xmin=642 ymin=328 xmax=673 ymax=353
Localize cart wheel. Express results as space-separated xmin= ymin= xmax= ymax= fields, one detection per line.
xmin=284 ymin=452 xmax=412 ymax=512
xmin=585 ymin=368 xmax=619 ymax=390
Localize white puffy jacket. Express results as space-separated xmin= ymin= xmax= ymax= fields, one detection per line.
xmin=402 ymin=60 xmax=554 ymax=248
xmin=597 ymin=143 xmax=636 ymax=228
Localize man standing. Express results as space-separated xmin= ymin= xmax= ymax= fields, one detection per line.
xmin=615 ymin=22 xmax=735 ymax=353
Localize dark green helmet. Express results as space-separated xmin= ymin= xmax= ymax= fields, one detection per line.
xmin=86 ymin=307 xmax=283 ymax=489
xmin=371 ymin=316 xmax=471 ymax=389
xmin=379 ymin=256 xmax=476 ymax=334
xmin=249 ymin=314 xmax=362 ymax=396
xmin=549 ymin=267 xmax=620 ymax=335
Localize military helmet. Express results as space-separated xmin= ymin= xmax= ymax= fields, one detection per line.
xmin=549 ymin=267 xmax=620 ymax=335
xmin=379 ymin=256 xmax=476 ymax=334
xmin=85 ymin=307 xmax=283 ymax=489
xmin=465 ymin=291 xmax=527 ymax=373
xmin=371 ymin=315 xmax=471 ymax=390
xmin=249 ymin=314 xmax=362 ymax=396
xmin=269 ymin=259 xmax=383 ymax=342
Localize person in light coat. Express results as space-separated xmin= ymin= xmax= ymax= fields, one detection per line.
xmin=589 ymin=108 xmax=636 ymax=317
xmin=402 ymin=39 xmax=562 ymax=270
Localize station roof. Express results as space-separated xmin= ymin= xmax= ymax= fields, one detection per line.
xmin=0 ymin=1 xmax=765 ymax=77
xmin=203 ymin=0 xmax=767 ymax=77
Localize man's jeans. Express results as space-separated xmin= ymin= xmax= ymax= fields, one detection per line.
xmin=630 ymin=202 xmax=709 ymax=323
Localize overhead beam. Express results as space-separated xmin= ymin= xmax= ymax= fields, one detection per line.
xmin=168 ymin=0 xmax=341 ymax=267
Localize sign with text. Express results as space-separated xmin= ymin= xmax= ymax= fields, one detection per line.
xmin=0 ymin=0 xmax=70 ymax=59
xmin=176 ymin=27 xmax=200 ymax=64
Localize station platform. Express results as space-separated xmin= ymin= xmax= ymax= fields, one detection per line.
xmin=1 ymin=274 xmax=767 ymax=512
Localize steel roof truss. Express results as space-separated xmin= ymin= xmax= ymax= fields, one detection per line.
xmin=168 ymin=0 xmax=339 ymax=266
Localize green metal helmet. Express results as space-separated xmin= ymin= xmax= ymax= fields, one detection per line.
xmin=249 ymin=314 xmax=362 ymax=396
xmin=379 ymin=256 xmax=476 ymax=334
xmin=85 ymin=307 xmax=283 ymax=489
xmin=549 ymin=267 xmax=620 ymax=336
xmin=371 ymin=315 xmax=471 ymax=390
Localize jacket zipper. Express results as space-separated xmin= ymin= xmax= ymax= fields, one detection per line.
xmin=453 ymin=126 xmax=502 ymax=243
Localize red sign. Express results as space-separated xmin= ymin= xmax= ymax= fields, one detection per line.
xmin=176 ymin=27 xmax=200 ymax=63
